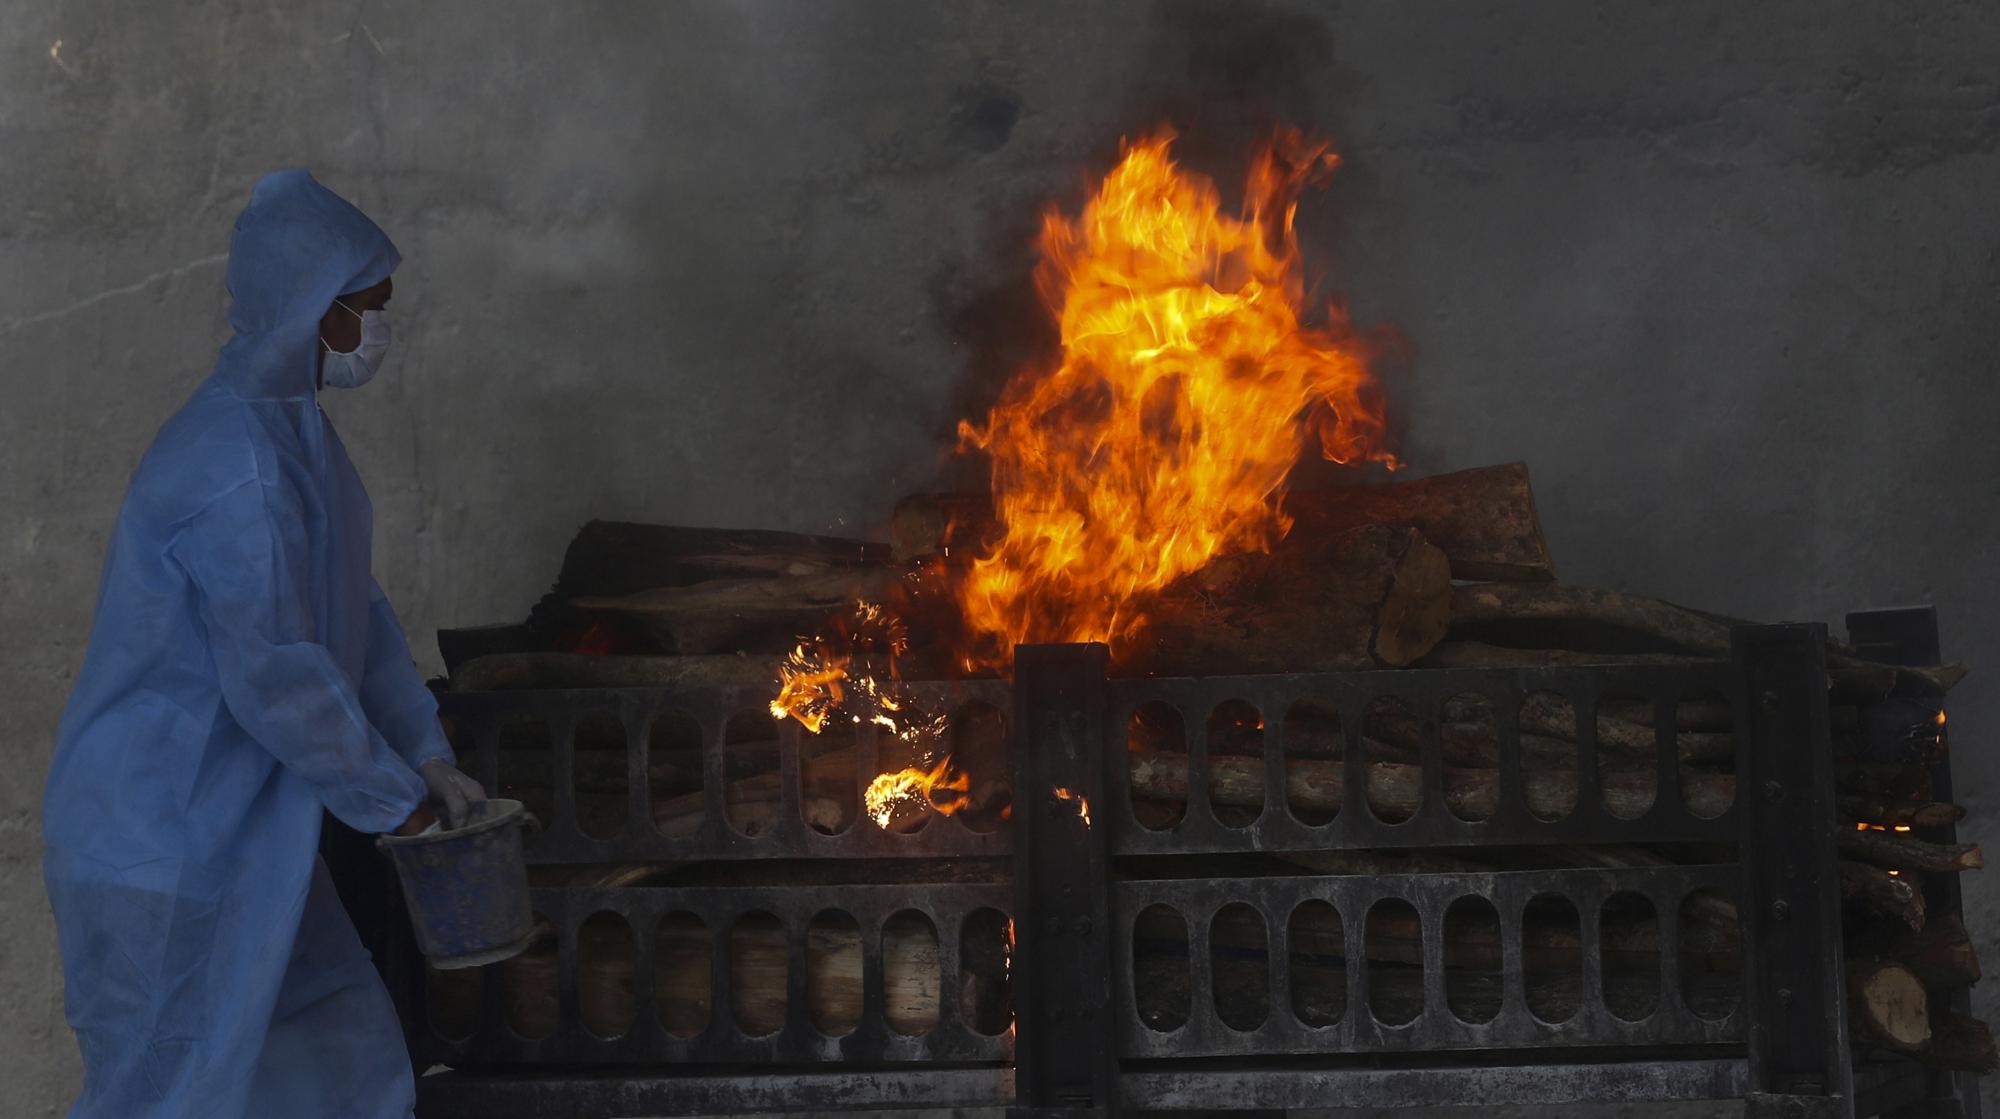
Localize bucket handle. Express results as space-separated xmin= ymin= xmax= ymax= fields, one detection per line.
xmin=374 ymin=806 xmax=541 ymax=852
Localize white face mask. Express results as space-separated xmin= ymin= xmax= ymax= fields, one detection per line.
xmin=321 ymin=298 xmax=391 ymax=389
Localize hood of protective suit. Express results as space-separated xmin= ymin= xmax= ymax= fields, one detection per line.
xmin=214 ymin=169 xmax=400 ymax=400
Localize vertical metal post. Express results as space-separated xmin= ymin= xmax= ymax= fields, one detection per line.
xmin=1736 ymin=623 xmax=1855 ymax=1119
xmin=1849 ymin=606 xmax=1979 ymax=1119
xmin=1011 ymin=643 xmax=1117 ymax=1119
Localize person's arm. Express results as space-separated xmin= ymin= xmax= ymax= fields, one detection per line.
xmin=360 ymin=578 xmax=454 ymax=769
xmin=171 ymin=475 xmax=426 ymax=834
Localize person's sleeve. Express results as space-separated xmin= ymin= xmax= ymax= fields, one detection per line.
xmin=170 ymin=476 xmax=426 ymax=834
xmin=360 ymin=578 xmax=455 ymax=769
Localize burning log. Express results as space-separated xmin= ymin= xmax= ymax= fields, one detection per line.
xmin=1839 ymin=860 xmax=1927 ymax=931
xmin=1838 ymin=830 xmax=1984 ymax=875
xmin=892 ymin=463 xmax=1557 ymax=582
xmin=1129 ymin=523 xmax=1452 ymax=675
xmin=1846 ymin=960 xmax=1932 ymax=1053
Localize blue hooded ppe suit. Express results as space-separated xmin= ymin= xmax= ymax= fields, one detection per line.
xmin=42 ymin=170 xmax=450 ymax=1119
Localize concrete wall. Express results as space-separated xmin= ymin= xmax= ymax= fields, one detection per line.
xmin=4 ymin=1 xmax=1997 ymax=1114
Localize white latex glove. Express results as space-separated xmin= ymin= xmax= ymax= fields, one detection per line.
xmin=418 ymin=758 xmax=487 ymax=829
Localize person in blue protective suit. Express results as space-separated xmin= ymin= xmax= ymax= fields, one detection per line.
xmin=42 ymin=169 xmax=486 ymax=1119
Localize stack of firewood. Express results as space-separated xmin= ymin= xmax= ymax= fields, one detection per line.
xmin=429 ymin=464 xmax=1989 ymax=1071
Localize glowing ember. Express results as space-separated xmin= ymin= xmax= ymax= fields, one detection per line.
xmin=953 ymin=127 xmax=1396 ymax=669
xmin=864 ymin=755 xmax=971 ymax=827
xmin=1052 ymin=786 xmax=1090 ymax=827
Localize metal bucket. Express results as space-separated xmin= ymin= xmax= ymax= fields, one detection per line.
xmin=378 ymin=798 xmax=537 ymax=970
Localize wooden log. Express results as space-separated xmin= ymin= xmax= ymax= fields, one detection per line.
xmin=1128 ymin=523 xmax=1451 ymax=675
xmin=893 ymin=463 xmax=1557 ymax=582
xmin=472 ymin=914 xmax=958 ymax=1040
xmin=1839 ymin=795 xmax=1967 ymax=831
xmin=1130 ymin=952 xmax=1739 ymax=1033
xmin=1838 ymin=764 xmax=1935 ymax=803
xmin=1419 ymin=641 xmax=1712 ymax=670
xmin=449 ymin=651 xmax=779 ymax=693
xmin=1846 ymin=960 xmax=1931 ymax=1053
xmin=1901 ymin=916 xmax=1981 ymax=991
xmin=1839 ymin=860 xmax=1927 ymax=932
xmin=1450 ymin=583 xmax=1729 ymax=656
xmin=1362 ymin=699 xmax=1728 ymax=768
xmin=570 ymin=568 xmax=906 ymax=656
xmin=1922 ymin=1011 xmax=2000 ymax=1074
xmin=1515 ymin=692 xmax=1735 ymax=764
xmin=1447 ymin=583 xmax=1965 ymax=696
xmin=1838 ymin=831 xmax=1983 ymax=875
xmin=1125 ymin=750 xmax=1737 ymax=821
xmin=1137 ymin=882 xmax=1739 ymax=974
xmin=1855 ymin=915 xmax=1980 ymax=991
xmin=546 ymin=520 xmax=891 ymax=599
xmin=1601 ymin=695 xmax=1733 ymax=732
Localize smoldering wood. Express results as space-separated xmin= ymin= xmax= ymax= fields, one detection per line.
xmin=1128 ymin=523 xmax=1452 ymax=676
xmin=1837 ymin=830 xmax=1983 ymax=875
xmin=1839 ymin=795 xmax=1967 ymax=831
xmin=1839 ymin=860 xmax=1928 ymax=932
xmin=891 ymin=463 xmax=1557 ymax=582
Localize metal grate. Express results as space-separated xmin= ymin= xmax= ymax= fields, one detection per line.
xmin=403 ymin=621 xmax=1955 ymax=1118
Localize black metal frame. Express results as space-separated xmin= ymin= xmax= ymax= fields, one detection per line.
xmin=390 ymin=618 xmax=1973 ymax=1118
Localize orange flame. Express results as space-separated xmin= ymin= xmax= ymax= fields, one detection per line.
xmin=1052 ymin=786 xmax=1091 ymax=827
xmin=953 ymin=128 xmax=1395 ymax=669
xmin=864 ymin=755 xmax=971 ymax=827
xmin=770 ymin=644 xmax=850 ymax=734
xmin=772 ymin=601 xmax=937 ymax=738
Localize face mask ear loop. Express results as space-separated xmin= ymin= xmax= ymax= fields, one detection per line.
xmin=324 ymin=298 xmax=364 ymax=355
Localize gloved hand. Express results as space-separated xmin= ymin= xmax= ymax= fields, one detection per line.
xmin=418 ymin=759 xmax=487 ymax=829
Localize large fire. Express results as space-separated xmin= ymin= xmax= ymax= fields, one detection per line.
xmin=774 ymin=127 xmax=1396 ymax=827
xmin=953 ymin=127 xmax=1395 ymax=669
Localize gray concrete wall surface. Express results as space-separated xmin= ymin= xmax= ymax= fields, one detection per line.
xmin=4 ymin=1 xmax=1997 ymax=1115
